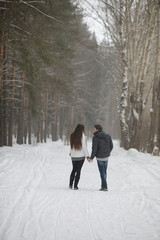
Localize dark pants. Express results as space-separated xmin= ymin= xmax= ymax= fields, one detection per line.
xmin=97 ymin=160 xmax=108 ymax=189
xmin=69 ymin=159 xmax=85 ymax=188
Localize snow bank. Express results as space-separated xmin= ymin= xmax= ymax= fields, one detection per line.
xmin=128 ymin=148 xmax=139 ymax=157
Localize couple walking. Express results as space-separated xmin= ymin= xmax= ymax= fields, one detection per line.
xmin=69 ymin=124 xmax=113 ymax=191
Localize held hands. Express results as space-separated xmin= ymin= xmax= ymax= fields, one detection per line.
xmin=87 ymin=157 xmax=93 ymax=163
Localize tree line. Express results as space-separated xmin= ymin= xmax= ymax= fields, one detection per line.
xmin=0 ymin=0 xmax=119 ymax=147
xmin=84 ymin=0 xmax=160 ymax=155
xmin=2 ymin=0 xmax=159 ymax=156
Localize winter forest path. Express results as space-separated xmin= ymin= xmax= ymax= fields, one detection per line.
xmin=0 ymin=140 xmax=160 ymax=240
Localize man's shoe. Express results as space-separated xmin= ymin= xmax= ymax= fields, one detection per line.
xmin=99 ymin=188 xmax=108 ymax=191
xmin=74 ymin=187 xmax=79 ymax=190
xmin=69 ymin=185 xmax=72 ymax=189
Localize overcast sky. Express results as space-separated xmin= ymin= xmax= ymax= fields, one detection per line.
xmin=78 ymin=0 xmax=106 ymax=43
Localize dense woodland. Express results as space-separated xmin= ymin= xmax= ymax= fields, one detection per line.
xmin=0 ymin=0 xmax=160 ymax=156
xmin=0 ymin=0 xmax=119 ymax=147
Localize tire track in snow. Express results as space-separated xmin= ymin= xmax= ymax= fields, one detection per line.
xmin=29 ymin=144 xmax=69 ymax=240
xmin=20 ymin=158 xmax=47 ymax=240
xmin=110 ymin=158 xmax=136 ymax=240
xmin=82 ymin=191 xmax=96 ymax=240
xmin=0 ymin=147 xmax=48 ymax=240
xmin=53 ymin=191 xmax=68 ymax=240
xmin=0 ymin=164 xmax=37 ymax=239
xmin=115 ymin=196 xmax=128 ymax=240
xmin=0 ymin=149 xmax=27 ymax=184
xmin=20 ymin=147 xmax=53 ymax=240
xmin=35 ymin=199 xmax=54 ymax=240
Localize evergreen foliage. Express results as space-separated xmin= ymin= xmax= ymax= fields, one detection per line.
xmin=0 ymin=0 xmax=119 ymax=146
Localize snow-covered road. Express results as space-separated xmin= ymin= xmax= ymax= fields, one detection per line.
xmin=0 ymin=140 xmax=160 ymax=240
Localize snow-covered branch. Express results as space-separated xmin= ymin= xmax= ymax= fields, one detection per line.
xmin=10 ymin=24 xmax=32 ymax=36
xmin=20 ymin=0 xmax=65 ymax=25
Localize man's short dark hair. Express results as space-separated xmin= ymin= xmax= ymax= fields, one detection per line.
xmin=94 ymin=124 xmax=102 ymax=131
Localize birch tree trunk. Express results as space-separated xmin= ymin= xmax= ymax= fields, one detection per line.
xmin=101 ymin=0 xmax=158 ymax=151
xmin=119 ymin=0 xmax=129 ymax=149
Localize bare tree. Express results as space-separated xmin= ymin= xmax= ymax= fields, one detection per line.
xmin=90 ymin=0 xmax=159 ymax=152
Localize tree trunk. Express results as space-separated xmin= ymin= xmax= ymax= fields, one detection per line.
xmin=40 ymin=119 xmax=43 ymax=143
xmin=44 ymin=90 xmax=48 ymax=143
xmin=119 ymin=0 xmax=129 ymax=149
xmin=2 ymin=44 xmax=8 ymax=146
xmin=0 ymin=45 xmax=4 ymax=147
xmin=17 ymin=82 xmax=24 ymax=145
xmin=157 ymin=81 xmax=160 ymax=153
xmin=148 ymin=2 xmax=160 ymax=155
xmin=28 ymin=113 xmax=31 ymax=144
xmin=8 ymin=57 xmax=15 ymax=146
xmin=0 ymin=0 xmax=7 ymax=147
xmin=37 ymin=119 xmax=40 ymax=143
xmin=52 ymin=94 xmax=58 ymax=141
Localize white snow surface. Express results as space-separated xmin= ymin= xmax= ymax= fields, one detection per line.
xmin=0 ymin=139 xmax=160 ymax=240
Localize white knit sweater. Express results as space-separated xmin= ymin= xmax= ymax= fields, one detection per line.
xmin=70 ymin=134 xmax=89 ymax=158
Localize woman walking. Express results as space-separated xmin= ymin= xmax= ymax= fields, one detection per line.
xmin=69 ymin=124 xmax=89 ymax=190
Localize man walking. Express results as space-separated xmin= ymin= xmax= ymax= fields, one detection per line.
xmin=88 ymin=124 xmax=113 ymax=191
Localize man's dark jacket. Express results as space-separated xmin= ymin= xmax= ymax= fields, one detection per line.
xmin=90 ymin=130 xmax=113 ymax=159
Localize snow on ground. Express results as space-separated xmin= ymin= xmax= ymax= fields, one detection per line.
xmin=0 ymin=139 xmax=160 ymax=240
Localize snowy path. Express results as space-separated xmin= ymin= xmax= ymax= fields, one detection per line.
xmin=0 ymin=140 xmax=160 ymax=240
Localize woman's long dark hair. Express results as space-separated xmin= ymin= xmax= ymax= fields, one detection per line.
xmin=70 ymin=124 xmax=85 ymax=150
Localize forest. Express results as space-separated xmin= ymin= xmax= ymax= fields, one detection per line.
xmin=0 ymin=0 xmax=160 ymax=156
